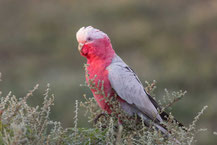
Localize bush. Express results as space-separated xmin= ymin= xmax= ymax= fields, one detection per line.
xmin=0 ymin=72 xmax=208 ymax=144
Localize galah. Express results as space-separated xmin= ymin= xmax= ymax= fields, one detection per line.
xmin=76 ymin=26 xmax=182 ymax=134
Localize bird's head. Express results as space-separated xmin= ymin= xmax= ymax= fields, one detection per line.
xmin=76 ymin=26 xmax=114 ymax=59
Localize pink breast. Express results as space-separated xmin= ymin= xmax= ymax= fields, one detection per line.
xmin=86 ymin=62 xmax=113 ymax=113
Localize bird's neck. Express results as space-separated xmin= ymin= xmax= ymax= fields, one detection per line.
xmin=87 ymin=45 xmax=115 ymax=69
xmin=86 ymin=53 xmax=113 ymax=79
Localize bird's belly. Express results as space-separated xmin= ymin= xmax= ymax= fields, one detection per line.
xmin=86 ymin=68 xmax=113 ymax=113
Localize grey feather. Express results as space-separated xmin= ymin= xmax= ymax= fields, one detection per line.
xmin=107 ymin=54 xmax=162 ymax=122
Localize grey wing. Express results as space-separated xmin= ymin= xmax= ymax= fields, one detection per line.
xmin=107 ymin=63 xmax=162 ymax=122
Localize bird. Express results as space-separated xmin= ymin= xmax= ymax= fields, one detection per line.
xmin=76 ymin=26 xmax=183 ymax=135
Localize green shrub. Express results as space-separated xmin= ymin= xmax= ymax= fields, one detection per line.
xmin=0 ymin=72 xmax=208 ymax=144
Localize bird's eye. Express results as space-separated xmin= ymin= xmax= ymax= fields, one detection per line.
xmin=87 ymin=37 xmax=92 ymax=41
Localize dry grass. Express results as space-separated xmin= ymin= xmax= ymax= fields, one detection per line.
xmin=0 ymin=72 xmax=209 ymax=145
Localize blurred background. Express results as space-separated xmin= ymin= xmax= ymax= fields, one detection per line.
xmin=0 ymin=0 xmax=217 ymax=144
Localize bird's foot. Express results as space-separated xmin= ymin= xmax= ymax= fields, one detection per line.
xmin=94 ymin=113 xmax=107 ymax=124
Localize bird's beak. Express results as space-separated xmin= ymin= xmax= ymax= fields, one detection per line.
xmin=78 ymin=43 xmax=84 ymax=52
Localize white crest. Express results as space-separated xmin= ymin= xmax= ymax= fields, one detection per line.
xmin=76 ymin=26 xmax=108 ymax=43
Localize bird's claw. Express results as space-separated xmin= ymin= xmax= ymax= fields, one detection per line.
xmin=94 ymin=113 xmax=107 ymax=124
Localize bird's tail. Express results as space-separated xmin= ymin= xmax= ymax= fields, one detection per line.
xmin=137 ymin=112 xmax=168 ymax=134
xmin=138 ymin=113 xmax=181 ymax=144
xmin=146 ymin=92 xmax=185 ymax=128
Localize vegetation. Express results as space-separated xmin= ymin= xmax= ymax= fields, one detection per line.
xmin=0 ymin=72 xmax=209 ymax=144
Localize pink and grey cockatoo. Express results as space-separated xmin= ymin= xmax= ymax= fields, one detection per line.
xmin=76 ymin=26 xmax=183 ymax=134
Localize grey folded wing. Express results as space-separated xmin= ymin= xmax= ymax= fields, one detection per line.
xmin=107 ymin=60 xmax=162 ymax=122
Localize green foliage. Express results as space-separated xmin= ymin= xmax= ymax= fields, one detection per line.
xmin=0 ymin=72 xmax=210 ymax=144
